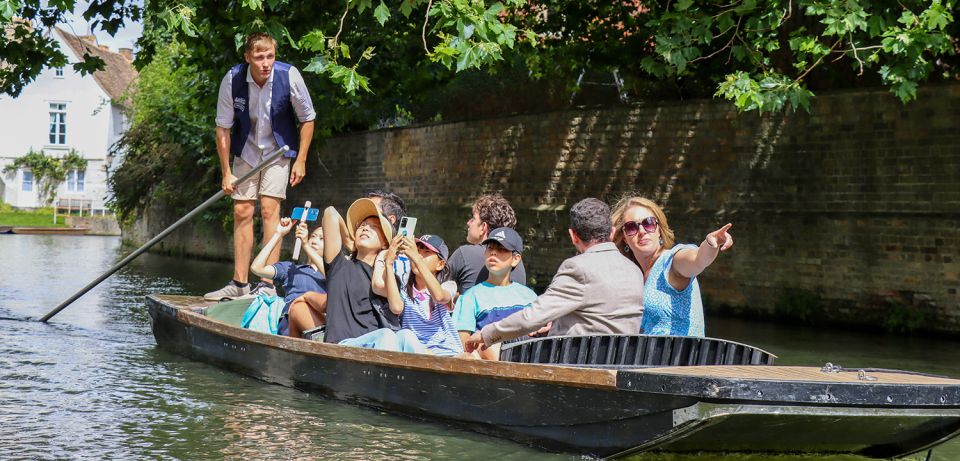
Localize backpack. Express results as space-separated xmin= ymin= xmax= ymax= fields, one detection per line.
xmin=240 ymin=293 xmax=286 ymax=334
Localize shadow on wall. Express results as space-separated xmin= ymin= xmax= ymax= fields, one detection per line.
xmin=278 ymin=84 xmax=960 ymax=334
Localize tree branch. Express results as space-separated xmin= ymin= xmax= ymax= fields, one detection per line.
xmin=690 ymin=16 xmax=741 ymax=64
xmin=333 ymin=3 xmax=350 ymax=47
xmin=422 ymin=0 xmax=434 ymax=54
xmin=795 ymin=39 xmax=842 ymax=82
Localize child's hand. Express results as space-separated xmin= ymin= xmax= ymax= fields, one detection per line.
xmin=463 ymin=331 xmax=489 ymax=353
xmin=399 ymin=236 xmax=421 ymax=262
xmin=385 ymin=235 xmax=404 ymax=265
xmin=276 ymin=217 xmax=295 ymax=236
xmin=294 ymin=221 xmax=309 ymax=242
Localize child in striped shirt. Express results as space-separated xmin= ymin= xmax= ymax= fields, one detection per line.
xmin=382 ymin=234 xmax=464 ymax=356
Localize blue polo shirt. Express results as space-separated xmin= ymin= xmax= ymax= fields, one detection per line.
xmin=453 ymin=282 xmax=537 ymax=333
xmin=271 ymin=261 xmax=326 ymax=305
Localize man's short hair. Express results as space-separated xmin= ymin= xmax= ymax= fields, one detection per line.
xmin=379 ymin=198 xmax=405 ymax=232
xmin=365 ymin=189 xmax=407 ymax=232
xmin=243 ymin=32 xmax=277 ymax=54
xmin=569 ymin=198 xmax=612 ymax=244
xmin=365 ymin=189 xmax=407 ymax=213
xmin=473 ymin=194 xmax=517 ymax=229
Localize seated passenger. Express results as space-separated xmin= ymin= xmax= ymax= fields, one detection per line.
xmin=453 ymin=227 xmax=537 ymax=360
xmin=464 ymin=198 xmax=644 ymax=353
xmin=611 ymin=196 xmax=734 ymax=337
xmin=321 ymin=198 xmax=423 ymax=352
xmin=249 ymin=217 xmax=327 ymax=337
xmin=447 ymin=194 xmax=527 ymax=295
xmin=380 ymin=234 xmax=463 ymax=356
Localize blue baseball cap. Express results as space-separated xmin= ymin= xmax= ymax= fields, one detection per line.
xmin=481 ymin=227 xmax=523 ymax=254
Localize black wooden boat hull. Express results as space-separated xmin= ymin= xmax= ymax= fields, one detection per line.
xmin=147 ymin=295 xmax=960 ymax=458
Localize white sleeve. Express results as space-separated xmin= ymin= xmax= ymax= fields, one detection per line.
xmin=288 ymin=66 xmax=316 ymax=123
xmin=215 ymin=71 xmax=235 ymax=129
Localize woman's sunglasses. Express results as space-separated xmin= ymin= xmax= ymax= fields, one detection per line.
xmin=622 ymin=216 xmax=658 ymax=236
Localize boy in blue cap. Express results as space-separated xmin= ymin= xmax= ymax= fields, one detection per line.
xmin=452 ymin=227 xmax=538 ymax=360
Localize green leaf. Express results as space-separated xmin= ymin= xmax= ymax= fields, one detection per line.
xmin=373 ymin=1 xmax=390 ymax=26
xmin=303 ymin=55 xmax=330 ymax=73
xmin=299 ymin=30 xmax=327 ymax=52
xmin=675 ymin=0 xmax=693 ymax=11
xmin=0 ymin=0 xmax=22 ymax=22
xmin=893 ymin=80 xmax=918 ymax=102
xmin=399 ymin=0 xmax=414 ymax=18
xmin=340 ymin=42 xmax=351 ymax=60
xmin=241 ymin=0 xmax=263 ymax=10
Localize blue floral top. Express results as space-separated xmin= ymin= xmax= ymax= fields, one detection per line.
xmin=640 ymin=244 xmax=705 ymax=337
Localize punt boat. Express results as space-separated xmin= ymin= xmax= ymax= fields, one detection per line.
xmin=147 ymin=294 xmax=960 ymax=458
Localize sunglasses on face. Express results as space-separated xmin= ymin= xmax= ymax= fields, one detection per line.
xmin=622 ymin=216 xmax=658 ymax=236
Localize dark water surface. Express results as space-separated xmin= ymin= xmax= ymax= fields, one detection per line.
xmin=1 ymin=234 xmax=957 ymax=460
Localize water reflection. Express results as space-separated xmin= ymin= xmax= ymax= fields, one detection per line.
xmin=0 ymin=234 xmax=955 ymax=460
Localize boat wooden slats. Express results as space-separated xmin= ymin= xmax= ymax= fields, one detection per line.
xmin=635 ymin=365 xmax=960 ymax=385
xmin=150 ymin=295 xmax=619 ymax=389
xmin=500 ymin=335 xmax=776 ymax=368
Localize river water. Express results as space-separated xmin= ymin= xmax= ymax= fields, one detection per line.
xmin=1 ymin=234 xmax=957 ymax=460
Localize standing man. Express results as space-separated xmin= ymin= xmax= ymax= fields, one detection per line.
xmin=447 ymin=194 xmax=527 ymax=294
xmin=204 ymin=32 xmax=316 ymax=301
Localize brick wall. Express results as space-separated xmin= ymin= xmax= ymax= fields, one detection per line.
xmin=129 ymin=83 xmax=960 ymax=333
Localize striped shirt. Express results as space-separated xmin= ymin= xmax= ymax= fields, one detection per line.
xmin=400 ymin=282 xmax=463 ymax=356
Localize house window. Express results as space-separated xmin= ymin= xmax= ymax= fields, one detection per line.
xmin=22 ymin=171 xmax=34 ymax=192
xmin=49 ymin=103 xmax=67 ymax=145
xmin=55 ymin=67 xmax=64 ymax=77
xmin=66 ymin=169 xmax=85 ymax=192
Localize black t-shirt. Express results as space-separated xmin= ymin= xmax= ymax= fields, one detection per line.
xmin=323 ymin=253 xmax=399 ymax=344
xmin=447 ymin=244 xmax=527 ymax=293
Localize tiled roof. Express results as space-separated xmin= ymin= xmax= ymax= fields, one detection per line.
xmin=55 ymin=28 xmax=137 ymax=105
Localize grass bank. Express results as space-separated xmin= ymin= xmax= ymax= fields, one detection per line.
xmin=0 ymin=203 xmax=67 ymax=227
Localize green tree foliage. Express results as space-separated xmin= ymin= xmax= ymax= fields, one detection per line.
xmin=513 ymin=0 xmax=957 ymax=112
xmin=3 ymin=148 xmax=87 ymax=205
xmin=0 ymin=0 xmax=141 ymax=96
xmin=107 ymin=43 xmax=219 ymax=224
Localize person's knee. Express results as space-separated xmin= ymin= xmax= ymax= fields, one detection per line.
xmin=234 ymin=201 xmax=255 ymax=223
xmin=375 ymin=329 xmax=400 ymax=351
xmin=260 ymin=197 xmax=281 ymax=221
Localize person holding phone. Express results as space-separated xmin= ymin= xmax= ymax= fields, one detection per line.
xmin=249 ymin=216 xmax=327 ymax=337
xmin=380 ymin=234 xmax=463 ymax=356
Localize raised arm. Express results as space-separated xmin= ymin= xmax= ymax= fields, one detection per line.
xmin=383 ymin=236 xmax=405 ymax=315
xmin=295 ymin=221 xmax=325 ymax=276
xmin=251 ymin=217 xmax=295 ymax=279
xmin=321 ymin=207 xmax=345 ymax=264
xmin=401 ymin=237 xmax=452 ymax=305
xmin=671 ymin=223 xmax=734 ymax=281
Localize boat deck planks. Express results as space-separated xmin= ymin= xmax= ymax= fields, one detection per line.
xmin=636 ymin=365 xmax=960 ymax=385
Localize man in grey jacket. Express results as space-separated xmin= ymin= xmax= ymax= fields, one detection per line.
xmin=464 ymin=198 xmax=644 ymax=353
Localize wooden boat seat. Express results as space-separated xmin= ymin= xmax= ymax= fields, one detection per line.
xmin=499 ymin=335 xmax=777 ymax=369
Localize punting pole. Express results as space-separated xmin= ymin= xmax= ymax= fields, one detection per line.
xmin=292 ymin=201 xmax=311 ymax=260
xmin=39 ymin=145 xmax=290 ymax=323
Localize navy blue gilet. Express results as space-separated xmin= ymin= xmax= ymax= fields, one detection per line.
xmin=229 ymin=61 xmax=299 ymax=159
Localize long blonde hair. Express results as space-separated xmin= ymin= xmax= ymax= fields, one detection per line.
xmin=610 ymin=196 xmax=675 ymax=265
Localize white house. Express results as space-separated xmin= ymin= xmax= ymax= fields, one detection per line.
xmin=0 ymin=27 xmax=137 ymax=213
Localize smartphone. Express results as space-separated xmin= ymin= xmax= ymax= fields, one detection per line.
xmin=398 ymin=216 xmax=417 ymax=237
xmin=291 ymin=207 xmax=320 ymax=222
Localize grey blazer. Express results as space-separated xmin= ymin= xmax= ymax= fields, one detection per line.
xmin=481 ymin=242 xmax=644 ymax=345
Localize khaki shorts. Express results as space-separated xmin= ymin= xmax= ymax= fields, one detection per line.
xmin=231 ymin=156 xmax=291 ymax=200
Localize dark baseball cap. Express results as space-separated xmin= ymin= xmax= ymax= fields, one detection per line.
xmin=416 ymin=234 xmax=449 ymax=261
xmin=481 ymin=227 xmax=523 ymax=254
